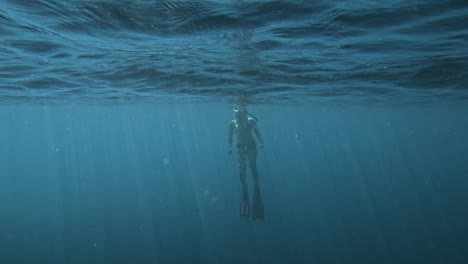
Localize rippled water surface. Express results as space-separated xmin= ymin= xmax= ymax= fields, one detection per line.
xmin=1 ymin=0 xmax=467 ymax=104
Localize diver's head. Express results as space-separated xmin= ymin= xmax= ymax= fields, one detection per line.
xmin=234 ymin=104 xmax=248 ymax=121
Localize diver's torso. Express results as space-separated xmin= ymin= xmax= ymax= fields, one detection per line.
xmin=233 ymin=118 xmax=255 ymax=147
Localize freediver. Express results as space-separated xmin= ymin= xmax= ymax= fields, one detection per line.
xmin=227 ymin=104 xmax=264 ymax=219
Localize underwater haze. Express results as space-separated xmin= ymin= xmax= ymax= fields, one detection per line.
xmin=1 ymin=0 xmax=468 ymax=263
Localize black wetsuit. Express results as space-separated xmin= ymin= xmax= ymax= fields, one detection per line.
xmin=232 ymin=117 xmax=259 ymax=184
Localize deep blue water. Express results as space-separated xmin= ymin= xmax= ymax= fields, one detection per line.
xmin=1 ymin=1 xmax=468 ymax=264
xmin=1 ymin=104 xmax=468 ymax=264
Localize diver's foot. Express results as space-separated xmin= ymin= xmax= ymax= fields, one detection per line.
xmin=240 ymin=186 xmax=250 ymax=218
xmin=252 ymin=184 xmax=264 ymax=220
xmin=240 ymin=198 xmax=250 ymax=218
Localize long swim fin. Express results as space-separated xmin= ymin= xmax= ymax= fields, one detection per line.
xmin=240 ymin=185 xmax=250 ymax=218
xmin=252 ymin=184 xmax=264 ymax=220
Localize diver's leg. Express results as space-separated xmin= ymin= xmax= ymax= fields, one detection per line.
xmin=238 ymin=147 xmax=250 ymax=217
xmin=249 ymin=145 xmax=264 ymax=219
xmin=238 ymin=147 xmax=247 ymax=190
xmin=248 ymin=145 xmax=259 ymax=185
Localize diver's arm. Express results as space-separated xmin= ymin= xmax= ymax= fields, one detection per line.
xmin=228 ymin=121 xmax=234 ymax=154
xmin=252 ymin=122 xmax=264 ymax=147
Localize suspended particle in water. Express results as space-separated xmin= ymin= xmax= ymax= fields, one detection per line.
xmin=50 ymin=146 xmax=60 ymax=152
xmin=203 ymin=189 xmax=210 ymax=196
xmin=162 ymin=157 xmax=170 ymax=165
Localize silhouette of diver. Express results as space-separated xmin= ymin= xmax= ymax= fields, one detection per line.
xmin=228 ymin=103 xmax=264 ymax=220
